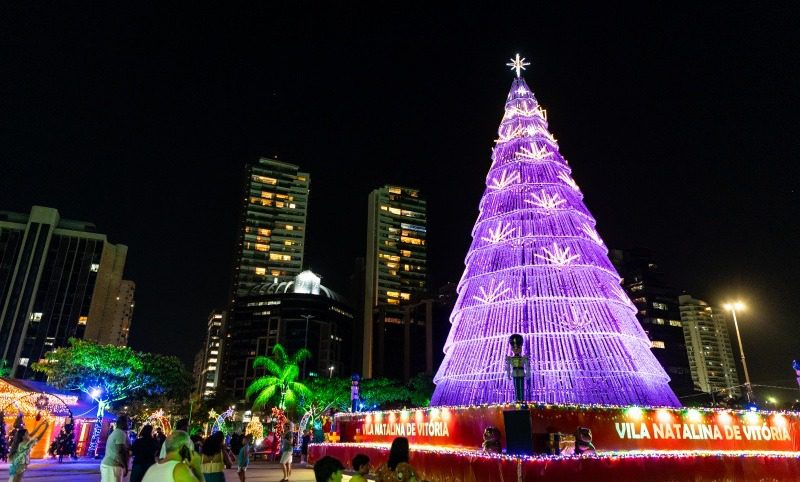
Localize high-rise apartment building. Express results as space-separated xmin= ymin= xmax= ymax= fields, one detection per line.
xmin=0 ymin=206 xmax=131 ymax=378
xmin=678 ymin=294 xmax=741 ymax=397
xmin=362 ymin=186 xmax=427 ymax=379
xmin=610 ymin=249 xmax=694 ymax=396
xmin=231 ymin=158 xmax=310 ymax=300
xmin=196 ymin=311 xmax=225 ymax=399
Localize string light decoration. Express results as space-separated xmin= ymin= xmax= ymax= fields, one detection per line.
xmin=431 ymin=57 xmax=680 ymax=407
xmin=310 ymin=442 xmax=800 ymax=461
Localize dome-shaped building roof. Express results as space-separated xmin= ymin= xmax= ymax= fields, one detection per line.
xmin=247 ymin=270 xmax=345 ymax=303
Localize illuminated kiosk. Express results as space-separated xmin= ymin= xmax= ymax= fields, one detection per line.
xmin=309 ymin=57 xmax=800 ymax=480
xmin=0 ymin=378 xmax=113 ymax=458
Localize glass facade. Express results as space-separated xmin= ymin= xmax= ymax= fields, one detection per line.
xmin=231 ymin=158 xmax=310 ymax=299
xmin=222 ymin=274 xmax=353 ymax=401
xmin=0 ymin=207 xmax=125 ymax=379
xmin=362 ymin=186 xmax=427 ymax=378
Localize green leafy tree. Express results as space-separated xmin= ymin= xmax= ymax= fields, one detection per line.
xmin=246 ymin=344 xmax=312 ymax=410
xmin=408 ymin=373 xmax=435 ymax=407
xmin=300 ymin=377 xmax=351 ymax=424
xmin=0 ymin=360 xmax=10 ymax=378
xmin=301 ymin=375 xmax=435 ymax=414
xmin=32 ymin=338 xmax=192 ymax=454
xmin=360 ymin=378 xmax=413 ymax=408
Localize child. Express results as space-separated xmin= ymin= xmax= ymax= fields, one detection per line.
xmin=350 ymin=453 xmax=370 ymax=482
xmin=313 ymin=456 xmax=344 ymax=482
xmin=237 ymin=434 xmax=252 ymax=482
xmin=9 ymin=418 xmax=49 ymax=482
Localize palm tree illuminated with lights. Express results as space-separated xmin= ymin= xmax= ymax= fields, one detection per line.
xmin=246 ymin=344 xmax=312 ymax=410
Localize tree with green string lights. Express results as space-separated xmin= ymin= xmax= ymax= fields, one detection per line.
xmin=32 ymin=338 xmax=191 ymax=456
xmin=246 ymin=343 xmax=312 ymax=410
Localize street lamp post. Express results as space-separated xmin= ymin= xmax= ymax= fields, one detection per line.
xmin=724 ymin=302 xmax=753 ymax=403
xmin=328 ymin=366 xmax=335 ymax=379
xmin=300 ymin=314 xmax=314 ymax=378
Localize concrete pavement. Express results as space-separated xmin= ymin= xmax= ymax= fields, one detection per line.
xmin=0 ymin=458 xmax=348 ymax=481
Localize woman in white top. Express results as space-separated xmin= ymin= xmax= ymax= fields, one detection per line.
xmin=143 ymin=431 xmax=199 ymax=482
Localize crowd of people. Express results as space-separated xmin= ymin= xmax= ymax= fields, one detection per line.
xmin=313 ymin=436 xmax=427 ymax=482
xmin=5 ymin=412 xmax=427 ymax=482
xmin=96 ymin=414 xmax=299 ymax=482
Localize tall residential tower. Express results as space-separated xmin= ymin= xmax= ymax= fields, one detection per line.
xmin=231 ymin=158 xmax=310 ymax=300
xmin=678 ymin=294 xmax=741 ymax=397
xmin=362 ymin=186 xmax=427 ymax=379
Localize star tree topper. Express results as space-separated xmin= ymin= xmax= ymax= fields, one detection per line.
xmin=506 ymin=53 xmax=530 ymax=77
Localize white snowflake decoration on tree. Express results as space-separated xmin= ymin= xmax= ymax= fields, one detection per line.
xmin=562 ymin=305 xmax=594 ymax=330
xmin=543 ymin=131 xmax=558 ymax=145
xmin=581 ymin=223 xmax=604 ymax=245
xmin=610 ymin=285 xmax=632 ymax=305
xmin=495 ymin=125 xmax=525 ymax=143
xmin=535 ymin=243 xmax=580 ymax=266
xmin=480 ymin=221 xmax=517 ymax=244
xmin=473 ymin=279 xmax=511 ymax=304
xmin=557 ymin=172 xmax=580 ymax=191
xmin=525 ymin=190 xmax=566 ymax=212
xmin=518 ymin=144 xmax=552 ymax=161
xmin=505 ymin=105 xmax=536 ymax=118
xmin=488 ymin=169 xmax=521 ymax=190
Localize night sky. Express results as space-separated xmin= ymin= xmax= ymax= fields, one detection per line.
xmin=3 ymin=5 xmax=799 ymax=395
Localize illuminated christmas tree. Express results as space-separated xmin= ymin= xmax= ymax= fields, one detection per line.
xmin=431 ymin=55 xmax=680 ymax=407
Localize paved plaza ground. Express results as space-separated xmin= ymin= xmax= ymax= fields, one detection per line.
xmin=0 ymin=458 xmax=356 ymax=482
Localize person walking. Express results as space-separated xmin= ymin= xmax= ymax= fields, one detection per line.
xmin=100 ymin=414 xmax=131 ymax=482
xmin=236 ymin=434 xmax=252 ymax=482
xmin=279 ymin=423 xmax=294 ymax=481
xmin=142 ymin=431 xmax=199 ymax=482
xmin=200 ymin=431 xmax=226 ymax=482
xmin=130 ymin=425 xmax=158 ymax=482
xmin=300 ymin=429 xmax=311 ymax=465
xmin=8 ymin=417 xmax=49 ymax=482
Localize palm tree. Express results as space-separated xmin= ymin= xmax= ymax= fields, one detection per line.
xmin=246 ymin=344 xmax=312 ymax=410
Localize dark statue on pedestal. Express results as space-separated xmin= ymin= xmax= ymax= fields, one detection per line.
xmin=574 ymin=427 xmax=596 ymax=455
xmin=481 ymin=426 xmax=502 ymax=453
xmin=505 ymin=334 xmax=530 ymax=403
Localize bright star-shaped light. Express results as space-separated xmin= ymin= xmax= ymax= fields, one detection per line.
xmin=506 ymin=53 xmax=530 ymax=77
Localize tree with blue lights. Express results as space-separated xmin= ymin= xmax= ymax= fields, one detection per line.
xmin=33 ymin=338 xmax=191 ymax=456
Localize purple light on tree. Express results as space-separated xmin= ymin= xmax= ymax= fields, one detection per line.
xmin=431 ymin=56 xmax=680 ymax=407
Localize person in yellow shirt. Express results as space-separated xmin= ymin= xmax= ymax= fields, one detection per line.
xmin=350 ymin=454 xmax=370 ymax=482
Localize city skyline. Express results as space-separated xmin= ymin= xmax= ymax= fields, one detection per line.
xmin=2 ymin=5 xmax=798 ymax=393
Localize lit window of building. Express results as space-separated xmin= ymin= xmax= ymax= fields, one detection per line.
xmin=232 ymin=158 xmax=309 ymax=298
xmin=364 ymin=185 xmax=427 ymax=379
